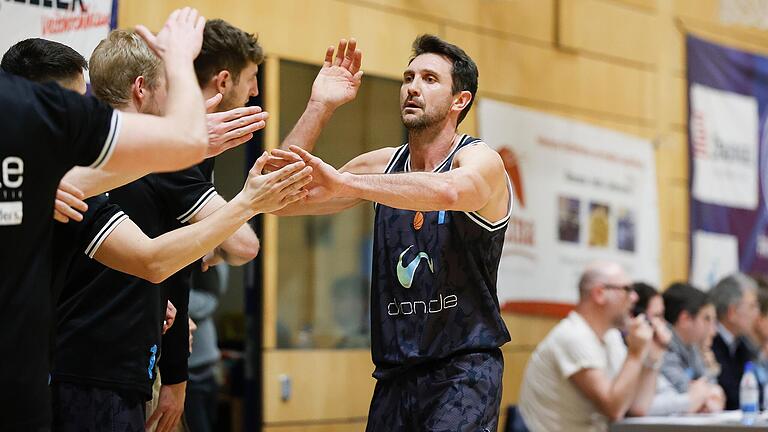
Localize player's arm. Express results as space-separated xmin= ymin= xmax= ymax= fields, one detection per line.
xmin=187 ymin=194 xmax=260 ymax=266
xmin=92 ymin=155 xmax=311 ymax=283
xmin=278 ymin=39 xmax=363 ymax=153
xmin=271 ymin=146 xmax=396 ymax=216
xmin=62 ymin=103 xmax=268 ymax=199
xmin=292 ymin=144 xmax=509 ymax=217
xmin=98 ymin=8 xmax=210 ymax=174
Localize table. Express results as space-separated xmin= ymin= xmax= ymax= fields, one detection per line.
xmin=610 ymin=411 xmax=768 ymax=431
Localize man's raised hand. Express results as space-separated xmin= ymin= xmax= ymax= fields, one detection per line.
xmin=310 ymin=38 xmax=364 ymax=110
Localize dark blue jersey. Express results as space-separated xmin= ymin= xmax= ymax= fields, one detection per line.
xmin=370 ymin=135 xmax=512 ymax=379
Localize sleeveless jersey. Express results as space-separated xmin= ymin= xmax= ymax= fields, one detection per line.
xmin=370 ymin=134 xmax=512 ymax=379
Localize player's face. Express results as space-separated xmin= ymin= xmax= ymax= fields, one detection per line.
xmin=400 ymin=53 xmax=455 ymax=130
xmin=219 ymin=62 xmax=259 ymax=112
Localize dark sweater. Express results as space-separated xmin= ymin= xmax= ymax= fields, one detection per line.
xmin=712 ymin=333 xmax=760 ymax=410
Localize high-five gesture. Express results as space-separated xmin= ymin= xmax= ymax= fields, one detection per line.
xmin=310 ymin=38 xmax=364 ymax=110
xmin=135 ymin=7 xmax=205 ymax=63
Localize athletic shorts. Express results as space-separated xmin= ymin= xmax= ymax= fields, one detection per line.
xmin=51 ymin=382 xmax=145 ymax=432
xmin=366 ymin=349 xmax=504 ymax=432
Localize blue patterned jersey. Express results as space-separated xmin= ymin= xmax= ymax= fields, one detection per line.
xmin=371 ymin=134 xmax=512 ymax=379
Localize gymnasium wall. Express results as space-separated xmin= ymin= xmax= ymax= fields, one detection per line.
xmin=118 ymin=1 xmax=768 ymax=430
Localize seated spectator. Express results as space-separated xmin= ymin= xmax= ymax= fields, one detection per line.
xmin=749 ymin=279 xmax=768 ymax=388
xmin=632 ymin=282 xmax=664 ymax=321
xmin=519 ymin=261 xmax=665 ymax=432
xmin=709 ymin=273 xmax=761 ymax=410
xmin=650 ymin=283 xmax=725 ymax=414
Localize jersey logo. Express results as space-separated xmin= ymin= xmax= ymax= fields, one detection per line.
xmin=396 ymin=245 xmax=434 ymax=288
xmin=148 ymin=344 xmax=157 ymax=379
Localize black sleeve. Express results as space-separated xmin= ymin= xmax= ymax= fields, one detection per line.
xmin=160 ymin=272 xmax=191 ymax=384
xmin=81 ymin=195 xmax=130 ymax=259
xmin=152 ymin=164 xmax=218 ymax=224
xmin=30 ymin=81 xmax=121 ymax=169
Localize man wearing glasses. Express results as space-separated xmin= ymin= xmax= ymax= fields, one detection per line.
xmin=518 ymin=261 xmax=667 ymax=432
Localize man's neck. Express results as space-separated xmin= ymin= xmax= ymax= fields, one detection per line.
xmin=407 ymin=122 xmax=459 ymax=172
xmin=574 ymin=305 xmax=612 ymax=340
xmin=673 ymin=325 xmax=695 ymax=346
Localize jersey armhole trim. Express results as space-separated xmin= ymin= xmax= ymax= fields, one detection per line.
xmin=84 ymin=212 xmax=130 ymax=258
xmin=177 ymin=187 xmax=218 ymax=223
xmin=462 ymin=171 xmax=514 ymax=232
xmin=88 ymin=110 xmax=122 ymax=169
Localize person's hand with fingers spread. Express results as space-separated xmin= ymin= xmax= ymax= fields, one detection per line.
xmin=235 ymin=151 xmax=314 ymax=214
xmin=286 ymin=145 xmax=345 ymax=203
xmin=134 ymin=7 xmax=205 ymax=65
xmin=310 ymin=38 xmax=364 ymax=111
xmin=206 ymin=105 xmax=269 ymax=158
xmin=53 ymin=180 xmax=88 ymax=223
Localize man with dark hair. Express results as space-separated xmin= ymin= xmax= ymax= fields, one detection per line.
xmin=1 ymin=38 xmax=88 ymax=92
xmin=658 ymin=283 xmax=725 ymax=413
xmin=269 ymin=34 xmax=510 ymax=431
xmin=0 ymin=8 xmax=215 ymax=431
xmin=195 ymin=19 xmax=263 ymax=111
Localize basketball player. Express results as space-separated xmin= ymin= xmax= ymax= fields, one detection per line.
xmin=0 ymin=8 xmax=214 ymax=431
xmin=270 ymin=34 xmax=512 ymax=431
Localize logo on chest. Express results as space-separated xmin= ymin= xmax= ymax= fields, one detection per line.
xmin=0 ymin=156 xmax=24 ymax=226
xmin=396 ymin=245 xmax=434 ymax=288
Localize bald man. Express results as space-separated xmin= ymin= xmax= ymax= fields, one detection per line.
xmin=518 ymin=261 xmax=667 ymax=432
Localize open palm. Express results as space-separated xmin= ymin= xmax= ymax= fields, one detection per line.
xmin=310 ymin=39 xmax=363 ymax=109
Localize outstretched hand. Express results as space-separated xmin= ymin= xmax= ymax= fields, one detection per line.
xmin=135 ymin=7 xmax=205 ymax=63
xmin=206 ymin=104 xmax=269 ymax=158
xmin=310 ymin=38 xmax=364 ymax=110
xmin=286 ymin=145 xmax=345 ymax=202
xmin=239 ymin=151 xmax=314 ymax=214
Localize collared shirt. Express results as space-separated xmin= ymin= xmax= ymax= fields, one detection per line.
xmin=718 ymin=323 xmax=739 ymax=356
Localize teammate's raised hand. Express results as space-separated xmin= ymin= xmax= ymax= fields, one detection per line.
xmin=206 ymin=105 xmax=269 ymax=158
xmin=310 ymin=38 xmax=363 ymax=110
xmin=135 ymin=7 xmax=205 ymax=63
xmin=239 ymin=151 xmax=313 ymax=214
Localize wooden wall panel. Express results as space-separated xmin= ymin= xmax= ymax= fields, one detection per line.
xmin=445 ymin=27 xmax=656 ymax=123
xmin=119 ymin=0 xmax=439 ymax=79
xmin=264 ymin=422 xmax=366 ymax=432
xmin=341 ymin=0 xmax=556 ymax=43
xmin=263 ymin=350 xmax=375 ymax=423
xmin=559 ymin=0 xmax=660 ymax=66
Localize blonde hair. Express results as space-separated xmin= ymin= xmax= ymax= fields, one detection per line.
xmin=89 ymin=29 xmax=162 ymax=108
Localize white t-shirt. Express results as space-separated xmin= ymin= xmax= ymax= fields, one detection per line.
xmin=519 ymin=311 xmax=627 ymax=432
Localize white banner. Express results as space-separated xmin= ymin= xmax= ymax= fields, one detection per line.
xmin=0 ymin=0 xmax=114 ymax=80
xmin=479 ymin=99 xmax=660 ymax=305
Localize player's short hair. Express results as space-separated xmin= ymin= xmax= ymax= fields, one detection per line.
xmin=409 ymin=34 xmax=478 ymax=125
xmin=194 ymin=19 xmax=264 ymax=86
xmin=663 ymin=282 xmax=711 ymax=324
xmin=89 ymin=29 xmax=162 ymax=108
xmin=1 ymin=38 xmax=87 ymax=86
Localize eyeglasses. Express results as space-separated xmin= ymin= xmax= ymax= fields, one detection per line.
xmin=602 ymin=283 xmax=634 ymax=294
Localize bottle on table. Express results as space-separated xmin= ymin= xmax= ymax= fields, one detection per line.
xmin=741 ymin=361 xmax=759 ymax=425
